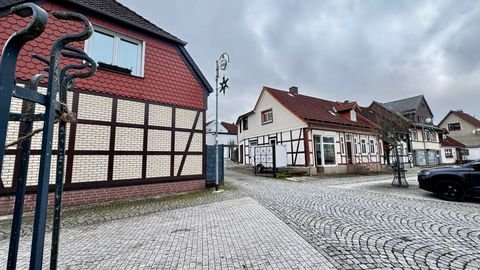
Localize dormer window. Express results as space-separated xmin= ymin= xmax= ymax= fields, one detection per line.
xmin=350 ymin=110 xmax=357 ymax=121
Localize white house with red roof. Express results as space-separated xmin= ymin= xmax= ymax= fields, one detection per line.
xmin=439 ymin=110 xmax=480 ymax=161
xmin=236 ymin=86 xmax=381 ymax=174
xmin=438 ymin=134 xmax=465 ymax=164
xmin=206 ymin=121 xmax=238 ymax=159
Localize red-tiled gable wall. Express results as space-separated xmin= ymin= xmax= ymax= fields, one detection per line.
xmin=0 ymin=2 xmax=205 ymax=110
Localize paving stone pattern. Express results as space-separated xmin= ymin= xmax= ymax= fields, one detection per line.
xmin=1 ymin=166 xmax=480 ymax=269
xmin=0 ymin=198 xmax=333 ymax=269
xmin=229 ymin=169 xmax=480 ymax=270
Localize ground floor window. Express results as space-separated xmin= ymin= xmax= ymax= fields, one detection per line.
xmin=445 ymin=148 xmax=453 ymax=158
xmin=314 ymin=135 xmax=336 ymax=166
xmin=361 ymin=139 xmax=367 ymax=154
xmin=340 ymin=136 xmax=345 ymax=154
xmin=369 ymin=139 xmax=375 ymax=154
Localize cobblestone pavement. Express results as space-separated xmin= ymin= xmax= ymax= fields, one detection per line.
xmin=0 ymin=197 xmax=333 ymax=269
xmin=0 ymin=183 xmax=245 ymax=241
xmin=227 ymin=168 xmax=480 ymax=270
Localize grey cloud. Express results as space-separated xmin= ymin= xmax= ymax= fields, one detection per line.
xmin=120 ymin=0 xmax=480 ymax=124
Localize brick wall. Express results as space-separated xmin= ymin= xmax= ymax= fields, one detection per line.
xmin=0 ymin=180 xmax=205 ymax=216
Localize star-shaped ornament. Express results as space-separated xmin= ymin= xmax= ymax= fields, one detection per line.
xmin=219 ymin=76 xmax=229 ymax=95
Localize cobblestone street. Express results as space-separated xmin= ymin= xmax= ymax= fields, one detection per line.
xmin=228 ymin=167 xmax=480 ymax=269
xmin=1 ymin=166 xmax=480 ymax=269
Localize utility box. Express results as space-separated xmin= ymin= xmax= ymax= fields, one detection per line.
xmin=206 ymin=145 xmax=224 ymax=185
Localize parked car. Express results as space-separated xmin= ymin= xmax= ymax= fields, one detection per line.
xmin=418 ymin=160 xmax=480 ymax=201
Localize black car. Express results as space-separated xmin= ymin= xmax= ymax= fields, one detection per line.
xmin=418 ymin=160 xmax=480 ymax=201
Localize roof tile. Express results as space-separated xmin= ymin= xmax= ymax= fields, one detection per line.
xmin=264 ymin=87 xmax=378 ymax=131
xmin=0 ymin=2 xmax=205 ymax=109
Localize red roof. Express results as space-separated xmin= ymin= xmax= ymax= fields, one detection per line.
xmin=334 ymin=101 xmax=359 ymax=112
xmin=221 ymin=122 xmax=237 ymax=134
xmin=440 ymin=135 xmax=465 ymax=147
xmin=264 ymin=87 xmax=378 ymax=131
xmin=0 ymin=2 xmax=208 ymax=110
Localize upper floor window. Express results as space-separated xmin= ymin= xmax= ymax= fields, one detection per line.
xmin=86 ymin=27 xmax=145 ymax=76
xmin=411 ymin=130 xmax=417 ymax=141
xmin=261 ymin=109 xmax=273 ymax=124
xmin=447 ymin=123 xmax=461 ymax=131
xmin=242 ymin=118 xmax=248 ymax=130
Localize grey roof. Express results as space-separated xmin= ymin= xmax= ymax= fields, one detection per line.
xmin=383 ymin=95 xmax=424 ymax=114
xmin=0 ymin=0 xmax=186 ymax=45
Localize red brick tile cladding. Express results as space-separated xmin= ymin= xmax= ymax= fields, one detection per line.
xmin=264 ymin=87 xmax=379 ymax=131
xmin=0 ymin=179 xmax=205 ymax=215
xmin=0 ymin=2 xmax=206 ymax=110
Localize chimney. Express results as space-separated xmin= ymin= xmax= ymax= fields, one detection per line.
xmin=289 ymin=86 xmax=298 ymax=95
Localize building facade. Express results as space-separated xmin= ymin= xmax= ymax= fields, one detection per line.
xmin=376 ymin=95 xmax=442 ymax=166
xmin=237 ymin=86 xmax=381 ymax=174
xmin=439 ymin=110 xmax=480 ymax=161
xmin=206 ymin=121 xmax=238 ymax=159
xmin=0 ymin=0 xmax=212 ymax=215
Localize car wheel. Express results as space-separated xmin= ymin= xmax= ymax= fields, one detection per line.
xmin=435 ymin=181 xmax=465 ymax=202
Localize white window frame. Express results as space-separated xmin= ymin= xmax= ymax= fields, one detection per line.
xmin=85 ymin=25 xmax=146 ymax=77
xmin=447 ymin=122 xmax=461 ymax=131
xmin=340 ymin=136 xmax=345 ymax=155
xmin=369 ymin=139 xmax=375 ymax=154
xmin=361 ymin=139 xmax=367 ymax=154
xmin=322 ymin=136 xmax=337 ymax=166
xmin=445 ymin=148 xmax=453 ymax=158
xmin=350 ymin=110 xmax=357 ymax=121
xmin=354 ymin=138 xmax=359 ymax=155
xmin=261 ymin=109 xmax=273 ymax=124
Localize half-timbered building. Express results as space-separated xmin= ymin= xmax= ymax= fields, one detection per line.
xmin=237 ymin=86 xmax=381 ymax=174
xmin=0 ymin=0 xmax=212 ymax=215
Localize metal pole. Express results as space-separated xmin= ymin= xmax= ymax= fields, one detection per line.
xmin=215 ymin=60 xmax=219 ymax=191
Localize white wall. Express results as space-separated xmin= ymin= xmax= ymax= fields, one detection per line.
xmin=440 ymin=147 xmax=458 ymax=164
xmin=467 ymin=147 xmax=480 ymax=160
xmin=237 ymin=90 xmax=306 ymax=142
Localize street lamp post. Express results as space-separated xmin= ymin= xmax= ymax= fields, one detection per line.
xmin=215 ymin=53 xmax=229 ymax=192
xmin=422 ymin=117 xmax=432 ymax=167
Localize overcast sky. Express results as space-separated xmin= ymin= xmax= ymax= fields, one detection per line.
xmin=120 ymin=0 xmax=480 ymax=125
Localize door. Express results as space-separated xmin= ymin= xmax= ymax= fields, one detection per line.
xmin=345 ymin=134 xmax=353 ymax=164
xmin=346 ymin=142 xmax=353 ymax=164
xmin=240 ymin=145 xmax=243 ymax=164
